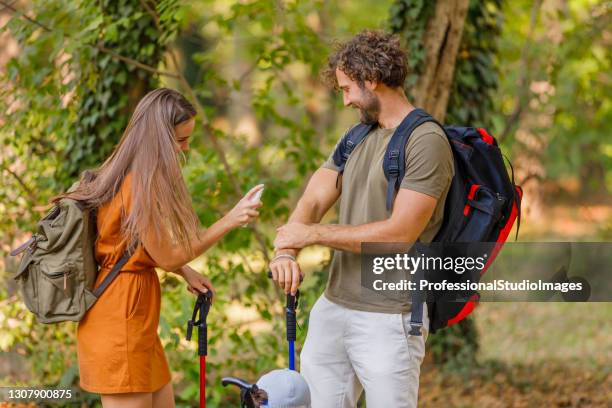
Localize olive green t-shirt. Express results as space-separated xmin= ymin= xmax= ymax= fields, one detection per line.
xmin=321 ymin=121 xmax=454 ymax=313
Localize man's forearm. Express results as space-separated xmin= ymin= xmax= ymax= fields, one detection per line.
xmin=277 ymin=198 xmax=327 ymax=256
xmin=297 ymin=189 xmax=436 ymax=254
xmin=309 ymin=220 xmax=416 ymax=253
xmin=289 ymin=196 xmax=328 ymax=224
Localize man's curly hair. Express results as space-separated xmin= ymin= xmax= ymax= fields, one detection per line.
xmin=323 ymin=30 xmax=408 ymax=89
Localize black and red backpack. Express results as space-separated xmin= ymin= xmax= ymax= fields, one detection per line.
xmin=332 ymin=108 xmax=522 ymax=334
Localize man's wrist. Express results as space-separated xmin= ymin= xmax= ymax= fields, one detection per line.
xmin=272 ymin=253 xmax=297 ymax=263
xmin=307 ymin=224 xmax=322 ymax=246
xmin=275 ymin=248 xmax=299 ymax=257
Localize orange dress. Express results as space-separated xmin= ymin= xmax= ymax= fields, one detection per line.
xmin=77 ymin=173 xmax=171 ymax=394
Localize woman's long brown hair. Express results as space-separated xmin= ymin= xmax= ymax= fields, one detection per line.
xmin=55 ymin=88 xmax=200 ymax=257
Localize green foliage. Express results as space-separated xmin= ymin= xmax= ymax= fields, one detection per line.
xmin=1 ymin=0 xmax=85 ymax=242
xmin=388 ymin=0 xmax=436 ymax=90
xmin=544 ymin=3 xmax=611 ymax=192
xmin=0 ymin=0 xmax=180 ymax=245
xmin=493 ymin=0 xmax=610 ymax=193
xmin=427 ymin=317 xmax=480 ymax=374
xmin=446 ymin=0 xmax=503 ymax=128
xmin=61 ymin=0 xmax=177 ymax=182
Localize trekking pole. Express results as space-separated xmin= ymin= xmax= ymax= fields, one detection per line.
xmin=286 ymin=291 xmax=298 ymax=370
xmin=268 ymin=271 xmax=301 ymax=371
xmin=186 ymin=291 xmax=213 ymax=408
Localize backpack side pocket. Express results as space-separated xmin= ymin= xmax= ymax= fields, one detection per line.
xmin=14 ymin=256 xmax=39 ymax=316
xmin=456 ymin=185 xmax=506 ymax=242
xmin=37 ymin=263 xmax=80 ymax=322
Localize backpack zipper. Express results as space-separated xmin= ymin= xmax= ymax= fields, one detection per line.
xmin=46 ymin=267 xmax=70 ymax=292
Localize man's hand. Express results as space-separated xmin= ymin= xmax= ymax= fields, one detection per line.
xmin=274 ymin=222 xmax=317 ymax=250
xmin=269 ymin=250 xmax=303 ymax=295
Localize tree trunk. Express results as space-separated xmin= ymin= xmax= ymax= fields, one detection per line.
xmin=412 ymin=0 xmax=469 ymax=122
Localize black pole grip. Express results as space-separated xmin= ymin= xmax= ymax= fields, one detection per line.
xmin=198 ymin=292 xmax=211 ymax=356
xmin=187 ymin=292 xmax=212 ymax=356
xmin=198 ymin=322 xmax=208 ymax=356
xmin=286 ymin=294 xmax=297 ymax=342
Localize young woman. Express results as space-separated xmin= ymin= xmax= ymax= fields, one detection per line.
xmin=58 ymin=88 xmax=263 ymax=408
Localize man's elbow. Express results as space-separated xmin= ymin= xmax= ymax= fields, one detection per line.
xmin=296 ymin=197 xmax=322 ymax=220
xmin=382 ymin=221 xmax=418 ymax=243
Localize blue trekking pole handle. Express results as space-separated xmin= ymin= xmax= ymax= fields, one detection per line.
xmin=286 ymin=292 xmax=297 ymax=370
xmin=267 ymin=271 xmax=302 ymax=370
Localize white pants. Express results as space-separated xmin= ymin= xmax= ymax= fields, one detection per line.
xmin=300 ymin=294 xmax=429 ymax=408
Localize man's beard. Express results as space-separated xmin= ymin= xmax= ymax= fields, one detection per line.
xmin=357 ymin=88 xmax=380 ymax=125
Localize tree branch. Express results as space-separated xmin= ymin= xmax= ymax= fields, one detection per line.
xmin=96 ymin=43 xmax=178 ymax=78
xmin=138 ymin=0 xmax=161 ymax=31
xmin=2 ymin=165 xmax=37 ymax=204
xmin=0 ymin=0 xmax=180 ymax=79
xmin=0 ymin=0 xmax=18 ymax=13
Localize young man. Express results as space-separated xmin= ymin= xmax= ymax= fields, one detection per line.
xmin=269 ymin=30 xmax=454 ymax=408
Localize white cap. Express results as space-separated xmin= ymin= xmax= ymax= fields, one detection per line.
xmin=256 ymin=369 xmax=311 ymax=408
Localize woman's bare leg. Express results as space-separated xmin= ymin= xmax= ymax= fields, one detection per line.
xmin=152 ymin=381 xmax=175 ymax=408
xmin=101 ymin=392 xmax=152 ymax=408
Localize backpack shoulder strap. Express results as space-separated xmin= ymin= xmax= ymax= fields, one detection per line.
xmin=383 ymin=109 xmax=443 ymax=211
xmin=92 ymin=241 xmax=137 ymax=298
xmin=332 ymin=123 xmax=375 ymax=174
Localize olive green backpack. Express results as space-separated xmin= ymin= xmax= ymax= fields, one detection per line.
xmin=10 ymin=182 xmax=133 ymax=324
